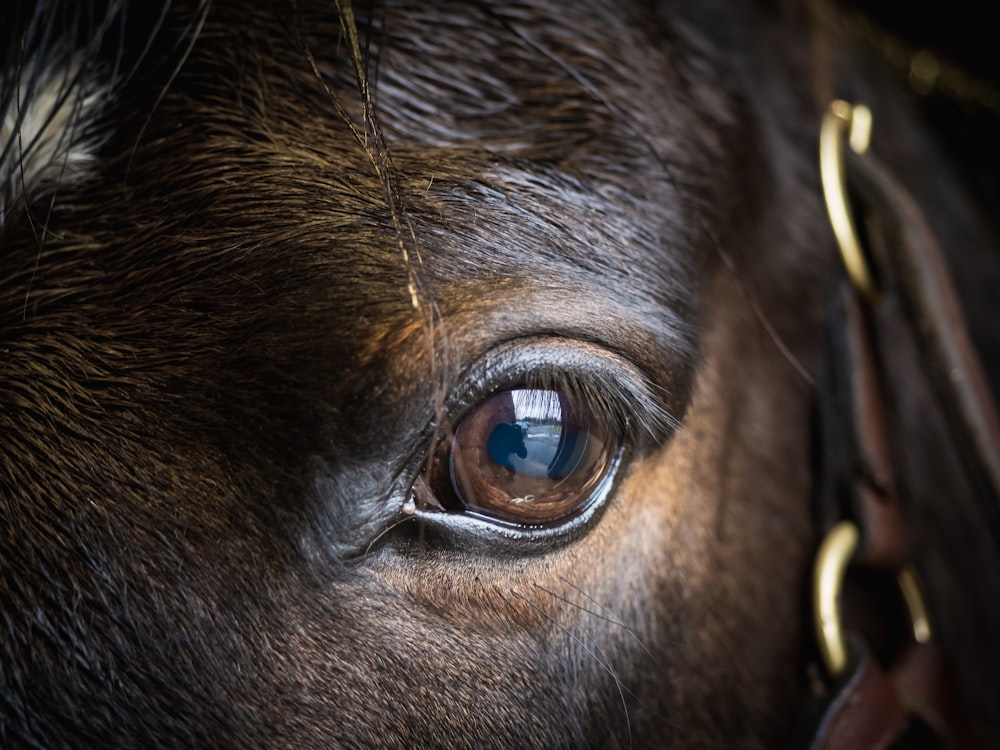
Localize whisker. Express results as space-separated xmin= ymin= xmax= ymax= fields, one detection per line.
xmin=531 ymin=579 xmax=691 ymax=735
xmin=535 ymin=582 xmax=658 ymax=665
xmin=553 ymin=576 xmax=686 ymax=659
xmin=497 ymin=582 xmax=634 ymax=749
xmin=361 ymin=515 xmax=413 ymax=560
xmin=711 ymin=232 xmax=817 ymax=390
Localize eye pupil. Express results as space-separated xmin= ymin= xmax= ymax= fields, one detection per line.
xmin=439 ymin=388 xmax=617 ymax=527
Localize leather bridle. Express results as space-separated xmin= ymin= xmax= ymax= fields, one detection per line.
xmin=798 ymin=100 xmax=1000 ymax=749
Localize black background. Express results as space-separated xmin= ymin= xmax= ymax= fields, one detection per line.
xmin=840 ymin=0 xmax=1000 ymax=232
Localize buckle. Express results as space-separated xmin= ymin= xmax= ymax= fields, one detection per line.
xmin=812 ymin=519 xmax=932 ymax=678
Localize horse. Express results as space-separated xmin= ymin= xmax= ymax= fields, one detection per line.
xmin=2 ymin=0 xmax=998 ymax=747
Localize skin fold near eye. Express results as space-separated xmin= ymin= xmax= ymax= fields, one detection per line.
xmin=441 ymin=388 xmax=618 ymax=527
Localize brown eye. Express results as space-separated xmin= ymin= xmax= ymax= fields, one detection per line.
xmin=442 ymin=388 xmax=618 ymax=527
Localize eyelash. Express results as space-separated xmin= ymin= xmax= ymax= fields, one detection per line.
xmin=449 ymin=339 xmax=675 ymax=441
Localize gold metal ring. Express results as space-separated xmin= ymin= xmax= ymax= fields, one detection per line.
xmin=820 ymin=100 xmax=879 ymax=301
xmin=812 ymin=520 xmax=933 ymax=677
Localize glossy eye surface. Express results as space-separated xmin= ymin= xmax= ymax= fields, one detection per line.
xmin=442 ymin=388 xmax=618 ymax=527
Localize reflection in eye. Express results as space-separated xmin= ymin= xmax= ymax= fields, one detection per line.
xmin=438 ymin=388 xmax=618 ymax=527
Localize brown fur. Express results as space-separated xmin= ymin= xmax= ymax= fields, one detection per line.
xmin=2 ymin=1 xmax=998 ymax=747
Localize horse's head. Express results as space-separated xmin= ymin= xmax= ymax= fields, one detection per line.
xmin=2 ymin=1 xmax=998 ymax=747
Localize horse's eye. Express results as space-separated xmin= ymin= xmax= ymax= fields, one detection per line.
xmin=426 ymin=388 xmax=618 ymax=527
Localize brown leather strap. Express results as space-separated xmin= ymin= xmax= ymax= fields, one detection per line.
xmin=854 ymin=153 xmax=1000 ymax=521
xmin=808 ymin=284 xmax=933 ymax=749
xmin=802 ymin=102 xmax=1000 ymax=750
xmin=805 ymin=140 xmax=998 ymax=749
xmin=808 ymin=642 xmax=984 ymax=750
xmin=891 ymin=644 xmax=985 ymax=749
xmin=809 ymin=645 xmax=904 ymax=750
xmin=820 ymin=285 xmax=909 ymax=572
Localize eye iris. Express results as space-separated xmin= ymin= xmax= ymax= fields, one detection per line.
xmin=448 ymin=388 xmax=616 ymax=526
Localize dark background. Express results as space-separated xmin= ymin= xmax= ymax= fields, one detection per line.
xmin=853 ymin=1 xmax=997 ymax=81
xmin=839 ymin=0 xmax=1000 ymax=230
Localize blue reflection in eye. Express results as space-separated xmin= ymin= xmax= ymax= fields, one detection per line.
xmin=486 ymin=423 xmax=528 ymax=469
xmin=484 ymin=391 xmax=590 ymax=479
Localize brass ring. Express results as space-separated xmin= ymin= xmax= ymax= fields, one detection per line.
xmin=812 ymin=520 xmax=933 ymax=677
xmin=820 ymin=100 xmax=879 ymax=301
xmin=813 ymin=520 xmax=859 ymax=676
